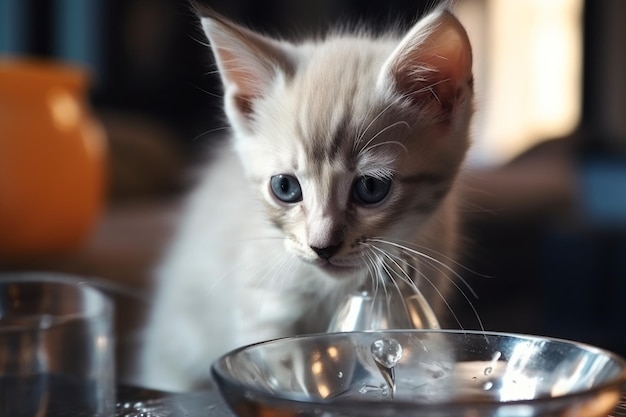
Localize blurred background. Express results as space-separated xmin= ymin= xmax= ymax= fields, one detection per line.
xmin=1 ymin=0 xmax=625 ymax=381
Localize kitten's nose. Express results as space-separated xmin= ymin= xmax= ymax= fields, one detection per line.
xmin=311 ymin=243 xmax=342 ymax=260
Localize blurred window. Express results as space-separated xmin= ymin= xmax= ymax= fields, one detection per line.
xmin=457 ymin=0 xmax=583 ymax=166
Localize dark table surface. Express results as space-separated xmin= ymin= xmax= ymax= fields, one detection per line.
xmin=115 ymin=384 xmax=233 ymax=417
xmin=115 ymin=385 xmax=626 ymax=417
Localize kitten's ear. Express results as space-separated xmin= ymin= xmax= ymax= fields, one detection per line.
xmin=379 ymin=9 xmax=472 ymax=119
xmin=192 ymin=2 xmax=295 ymax=128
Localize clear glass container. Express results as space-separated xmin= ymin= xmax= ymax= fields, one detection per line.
xmin=328 ymin=270 xmax=440 ymax=332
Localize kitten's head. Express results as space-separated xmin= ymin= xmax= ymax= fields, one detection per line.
xmin=195 ymin=3 xmax=473 ymax=276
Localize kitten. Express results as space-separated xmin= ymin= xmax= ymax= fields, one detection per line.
xmin=140 ymin=2 xmax=473 ymax=392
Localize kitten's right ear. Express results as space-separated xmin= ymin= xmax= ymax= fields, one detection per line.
xmin=191 ymin=2 xmax=295 ymax=129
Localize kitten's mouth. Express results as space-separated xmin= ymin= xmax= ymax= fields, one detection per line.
xmin=316 ymin=259 xmax=359 ymax=275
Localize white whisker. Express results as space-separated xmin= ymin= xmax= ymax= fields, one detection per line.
xmin=369 ymin=245 xmax=441 ymax=327
xmin=190 ymin=83 xmax=223 ymax=100
xmin=355 ymin=100 xmax=401 ymax=149
xmin=373 ymin=244 xmax=467 ymax=331
xmin=363 ymin=248 xmax=383 ymax=320
xmin=192 ymin=125 xmax=230 ymax=142
xmin=391 ymin=239 xmax=493 ymax=282
xmin=366 ymin=238 xmax=486 ymax=334
xmin=364 ymin=139 xmax=409 ymax=154
xmin=358 ymin=120 xmax=411 ymax=157
xmin=370 ymin=238 xmax=480 ymax=298
xmin=368 ymin=245 xmax=416 ymax=291
xmin=376 ymin=254 xmax=413 ymax=324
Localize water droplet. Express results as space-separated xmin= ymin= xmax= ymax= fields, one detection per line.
xmin=370 ymin=337 xmax=403 ymax=368
xmin=359 ymin=384 xmax=377 ymax=394
xmin=337 ymin=371 xmax=343 ymax=378
xmin=482 ymin=351 xmax=501 ymax=378
xmin=358 ymin=383 xmax=388 ymax=395
xmin=370 ymin=337 xmax=402 ymax=399
xmin=483 ymin=381 xmax=494 ymax=390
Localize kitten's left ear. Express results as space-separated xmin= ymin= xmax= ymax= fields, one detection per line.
xmin=192 ymin=2 xmax=295 ymax=130
xmin=378 ymin=9 xmax=473 ymax=119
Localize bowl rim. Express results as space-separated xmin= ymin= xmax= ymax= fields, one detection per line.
xmin=211 ymin=329 xmax=626 ymax=412
xmin=0 ymin=272 xmax=113 ymax=332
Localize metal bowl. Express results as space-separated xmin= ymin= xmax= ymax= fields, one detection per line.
xmin=212 ymin=330 xmax=626 ymax=417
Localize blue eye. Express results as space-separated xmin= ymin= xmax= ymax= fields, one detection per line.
xmin=353 ymin=176 xmax=391 ymax=205
xmin=270 ymin=175 xmax=302 ymax=203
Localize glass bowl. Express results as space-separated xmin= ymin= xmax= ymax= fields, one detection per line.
xmin=212 ymin=330 xmax=626 ymax=417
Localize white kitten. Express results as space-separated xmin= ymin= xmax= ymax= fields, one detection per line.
xmin=140 ymin=2 xmax=473 ymax=391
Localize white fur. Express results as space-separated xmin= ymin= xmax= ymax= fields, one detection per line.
xmin=140 ymin=148 xmax=356 ymax=390
xmin=139 ymin=6 xmax=473 ymax=392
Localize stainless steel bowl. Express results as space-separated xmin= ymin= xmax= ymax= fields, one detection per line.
xmin=212 ymin=330 xmax=626 ymax=417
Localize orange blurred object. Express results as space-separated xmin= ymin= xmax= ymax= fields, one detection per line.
xmin=0 ymin=59 xmax=107 ymax=259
